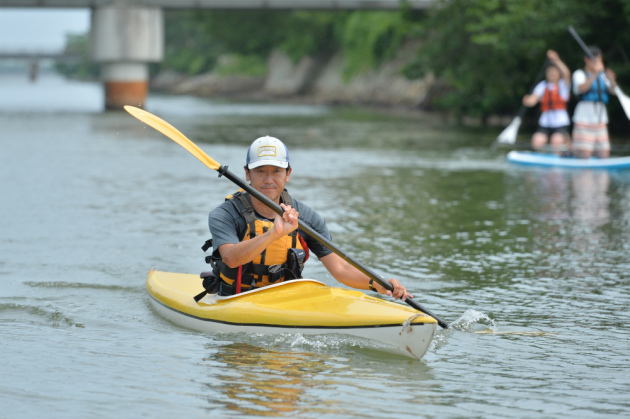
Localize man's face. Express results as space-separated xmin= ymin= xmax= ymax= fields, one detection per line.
xmin=246 ymin=165 xmax=292 ymax=202
xmin=546 ymin=66 xmax=561 ymax=83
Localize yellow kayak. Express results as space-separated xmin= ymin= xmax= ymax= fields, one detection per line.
xmin=147 ymin=270 xmax=437 ymax=359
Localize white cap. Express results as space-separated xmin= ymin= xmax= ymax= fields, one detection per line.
xmin=246 ymin=136 xmax=290 ymax=169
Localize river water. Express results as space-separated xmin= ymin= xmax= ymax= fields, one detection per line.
xmin=1 ymin=73 xmax=629 ymax=418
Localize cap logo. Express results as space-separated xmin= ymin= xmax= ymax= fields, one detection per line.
xmin=258 ymin=145 xmax=277 ymax=157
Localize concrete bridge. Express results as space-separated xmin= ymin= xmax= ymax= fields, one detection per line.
xmin=0 ymin=0 xmax=435 ymax=109
xmin=0 ymin=50 xmax=81 ymax=60
xmin=0 ymin=50 xmax=83 ymax=81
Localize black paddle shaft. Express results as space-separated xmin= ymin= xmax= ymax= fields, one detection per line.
xmin=217 ymin=165 xmax=449 ymax=329
xmin=568 ymin=26 xmax=596 ymax=60
xmin=517 ymin=59 xmax=550 ymax=119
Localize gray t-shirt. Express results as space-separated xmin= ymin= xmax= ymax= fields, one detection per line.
xmin=208 ymin=192 xmax=333 ymax=260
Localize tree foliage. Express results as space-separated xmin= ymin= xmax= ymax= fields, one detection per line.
xmin=162 ymin=11 xmax=223 ymax=75
xmin=163 ymin=10 xmax=345 ymax=69
xmin=419 ymin=0 xmax=630 ymax=126
xmin=54 ymin=33 xmax=99 ymax=80
xmin=158 ymin=2 xmax=629 ymax=126
xmin=339 ymin=11 xmax=413 ymax=79
xmin=58 ymin=2 xmax=630 ymax=130
xmin=160 ymin=9 xmax=417 ymax=79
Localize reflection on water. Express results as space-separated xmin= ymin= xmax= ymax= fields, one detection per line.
xmin=572 ymin=170 xmax=610 ymax=226
xmin=202 ymin=340 xmax=438 ymax=417
xmin=518 ymin=169 xmax=617 ymax=277
xmin=524 ymin=169 xmax=611 ymax=225
xmin=205 ymin=343 xmax=331 ymax=416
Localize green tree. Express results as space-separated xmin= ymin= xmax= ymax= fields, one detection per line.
xmin=162 ymin=10 xmax=224 ymax=75
xmin=57 ymin=2 xmax=628 ymax=132
xmin=159 ymin=10 xmax=346 ymax=76
xmin=418 ymin=0 xmax=630 ymax=129
xmin=339 ymin=11 xmax=416 ymax=79
xmin=54 ymin=33 xmax=99 ymax=80
xmin=418 ymin=0 xmax=575 ymax=120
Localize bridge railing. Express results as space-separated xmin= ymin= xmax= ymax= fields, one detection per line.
xmin=0 ymin=49 xmax=82 ymax=61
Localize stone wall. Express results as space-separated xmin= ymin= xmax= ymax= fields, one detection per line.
xmin=151 ymin=44 xmax=434 ymax=110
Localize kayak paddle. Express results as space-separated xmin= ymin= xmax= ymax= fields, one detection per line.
xmin=568 ymin=25 xmax=630 ymax=121
xmin=124 ymin=105 xmax=450 ymax=329
xmin=496 ymin=60 xmax=548 ymax=145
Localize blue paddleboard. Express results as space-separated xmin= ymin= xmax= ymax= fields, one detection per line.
xmin=506 ymin=151 xmax=630 ymax=169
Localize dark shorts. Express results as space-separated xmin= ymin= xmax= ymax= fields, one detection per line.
xmin=535 ymin=125 xmax=570 ymax=137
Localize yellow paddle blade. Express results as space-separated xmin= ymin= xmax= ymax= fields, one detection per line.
xmin=124 ymin=105 xmax=221 ymax=171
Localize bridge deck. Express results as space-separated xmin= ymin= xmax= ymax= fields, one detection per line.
xmin=0 ymin=51 xmax=82 ymax=61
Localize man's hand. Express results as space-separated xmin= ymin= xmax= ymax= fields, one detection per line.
xmin=522 ymin=94 xmax=539 ymax=107
xmin=273 ymin=203 xmax=299 ymax=237
xmin=593 ymin=56 xmax=605 ymax=73
xmin=606 ymin=68 xmax=617 ymax=87
xmin=373 ymin=278 xmax=413 ymax=302
xmin=547 ymin=49 xmax=560 ymax=63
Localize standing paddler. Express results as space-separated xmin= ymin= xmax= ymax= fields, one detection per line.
xmin=522 ymin=50 xmax=572 ymax=155
xmin=571 ymin=46 xmax=618 ymax=159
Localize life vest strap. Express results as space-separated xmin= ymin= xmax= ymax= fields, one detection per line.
xmin=236 ymin=265 xmax=242 ymax=294
xmin=218 ymin=279 xmax=254 ymax=296
xmin=193 ymin=271 xmax=219 ymax=302
xmin=201 ymin=239 xmax=213 ymax=252
xmin=234 ymin=193 xmax=257 ymax=239
xmin=297 ymin=233 xmax=309 ymax=262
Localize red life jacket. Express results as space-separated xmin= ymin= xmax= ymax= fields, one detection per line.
xmin=540 ymin=83 xmax=567 ymax=112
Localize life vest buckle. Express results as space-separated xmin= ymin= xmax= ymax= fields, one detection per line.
xmin=194 ymin=271 xmax=219 ymax=302
xmin=267 ymin=264 xmax=284 ymax=283
xmin=286 ymin=248 xmax=306 ymax=278
xmin=201 ymin=239 xmax=213 ymax=252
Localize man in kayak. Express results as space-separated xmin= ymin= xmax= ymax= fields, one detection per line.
xmin=207 ymin=135 xmax=411 ymax=300
xmin=522 ymin=50 xmax=572 ymax=155
xmin=572 ymin=46 xmax=618 ymax=159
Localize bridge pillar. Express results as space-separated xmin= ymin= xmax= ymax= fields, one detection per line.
xmin=29 ymin=59 xmax=39 ymax=83
xmin=90 ymin=5 xmax=163 ymax=110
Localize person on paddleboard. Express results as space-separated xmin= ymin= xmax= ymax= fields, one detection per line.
xmin=522 ymin=50 xmax=572 ymax=155
xmin=571 ymin=46 xmax=618 ymax=159
xmin=205 ymin=136 xmax=411 ymax=300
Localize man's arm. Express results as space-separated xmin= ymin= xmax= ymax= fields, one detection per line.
xmin=320 ymin=252 xmax=411 ymax=301
xmin=548 ymin=50 xmax=571 ymax=85
xmin=522 ymin=93 xmax=541 ymax=107
xmin=605 ymin=68 xmax=618 ymax=94
xmin=523 ymin=81 xmax=544 ymax=107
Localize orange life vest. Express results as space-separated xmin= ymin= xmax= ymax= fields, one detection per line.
xmin=540 ymin=83 xmax=567 ymax=112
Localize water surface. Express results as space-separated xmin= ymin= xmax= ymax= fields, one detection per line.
xmin=1 ymin=73 xmax=629 ymax=418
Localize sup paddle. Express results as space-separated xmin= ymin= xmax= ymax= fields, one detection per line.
xmin=496 ymin=60 xmax=548 ymax=145
xmin=124 ymin=105 xmax=449 ymax=329
xmin=568 ymin=25 xmax=630 ymax=121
